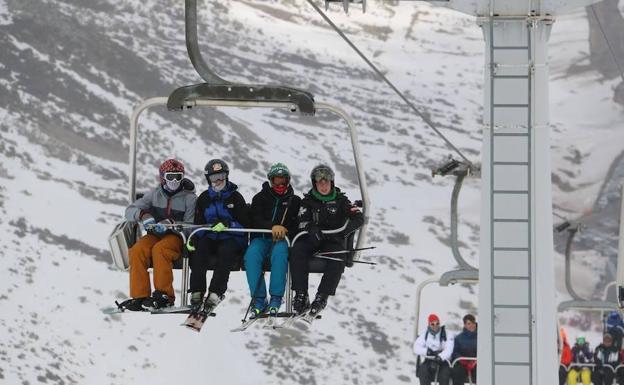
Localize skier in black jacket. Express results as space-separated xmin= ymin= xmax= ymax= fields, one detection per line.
xmin=189 ymin=159 xmax=250 ymax=309
xmin=451 ymin=314 xmax=478 ymax=384
xmin=244 ymin=163 xmax=301 ymax=318
xmin=290 ymin=164 xmax=364 ymax=315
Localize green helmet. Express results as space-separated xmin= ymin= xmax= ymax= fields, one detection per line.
xmin=267 ymin=163 xmax=290 ymax=180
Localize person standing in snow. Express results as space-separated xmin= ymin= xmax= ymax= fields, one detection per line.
xmin=413 ymin=313 xmax=454 ymax=385
xmin=244 ymin=163 xmax=301 ymax=318
xmin=188 ymin=159 xmax=249 ymax=309
xmin=451 ymin=314 xmax=478 ymax=384
xmin=123 ymin=159 xmax=197 ymax=310
xmin=289 ymin=164 xmax=364 ymax=316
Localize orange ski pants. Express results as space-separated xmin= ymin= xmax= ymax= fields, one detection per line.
xmin=129 ymin=233 xmax=182 ymax=299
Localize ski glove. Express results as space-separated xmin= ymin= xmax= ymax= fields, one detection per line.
xmin=154 ymin=219 xmax=173 ymax=234
xmin=272 ymin=225 xmax=287 ymax=241
xmin=141 ymin=216 xmax=156 ymax=231
xmin=211 ymin=222 xmax=227 ymax=232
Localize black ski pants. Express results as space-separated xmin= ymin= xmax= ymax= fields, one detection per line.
xmin=417 ymin=359 xmax=450 ymax=385
xmin=290 ymin=235 xmax=345 ymax=296
xmin=592 ymin=367 xmax=615 ymax=385
xmin=189 ymin=237 xmax=242 ymax=296
xmin=451 ymin=363 xmax=477 ymax=384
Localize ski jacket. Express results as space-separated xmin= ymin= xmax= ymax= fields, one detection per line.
xmin=594 ymin=344 xmax=620 ymax=368
xmin=570 ymin=343 xmax=593 ymax=367
xmin=413 ymin=326 xmax=454 ymax=361
xmin=452 ymin=327 xmax=477 ymax=360
xmin=194 ymin=182 xmax=250 ymax=246
xmin=249 ymin=182 xmax=301 ymax=238
xmin=297 ymin=187 xmax=364 ymax=243
xmin=125 ymin=179 xmax=196 ymax=225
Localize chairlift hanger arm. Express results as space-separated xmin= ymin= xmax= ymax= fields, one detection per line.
xmin=180 ymin=0 xmax=316 ymax=114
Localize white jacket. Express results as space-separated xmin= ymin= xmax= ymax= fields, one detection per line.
xmin=413 ymin=326 xmax=455 ymax=361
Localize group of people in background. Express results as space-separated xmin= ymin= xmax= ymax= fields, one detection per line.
xmin=560 ymin=311 xmax=624 ymax=385
xmin=120 ymin=158 xmax=363 ymax=318
xmin=413 ymin=313 xmax=478 ymax=385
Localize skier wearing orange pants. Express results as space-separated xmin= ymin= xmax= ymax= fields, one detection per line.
xmin=123 ymin=159 xmax=197 ymax=311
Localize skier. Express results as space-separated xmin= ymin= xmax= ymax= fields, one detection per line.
xmin=592 ymin=333 xmax=621 ymax=385
xmin=244 ymin=163 xmax=301 ymax=318
xmin=188 ymin=159 xmax=250 ymax=309
xmin=559 ymin=327 xmax=573 ymax=385
xmin=289 ymin=164 xmax=364 ymax=316
xmin=605 ymin=310 xmax=624 ymax=350
xmin=451 ymin=314 xmax=477 ymax=384
xmin=412 ymin=313 xmax=454 ymax=385
xmin=567 ymin=336 xmax=592 ymax=385
xmin=123 ymin=159 xmax=196 ymax=310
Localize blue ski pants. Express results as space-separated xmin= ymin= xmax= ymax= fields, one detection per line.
xmin=244 ymin=238 xmax=289 ymax=299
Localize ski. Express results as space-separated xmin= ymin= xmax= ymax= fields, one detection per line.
xmin=150 ymin=306 xmax=193 ymax=315
xmin=278 ymin=312 xmax=307 ymax=329
xmin=231 ymin=315 xmax=266 ymax=332
xmin=302 ymin=310 xmax=323 ymax=325
xmin=182 ymin=303 xmax=219 ymax=332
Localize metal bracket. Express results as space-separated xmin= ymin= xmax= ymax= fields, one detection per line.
xmin=167 ymin=83 xmax=316 ymax=115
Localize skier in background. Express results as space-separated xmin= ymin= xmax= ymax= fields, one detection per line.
xmin=567 ymin=336 xmax=592 ymax=385
xmin=592 ymin=333 xmax=621 ymax=385
xmin=451 ymin=314 xmax=478 ymax=384
xmin=123 ymin=159 xmax=196 ymax=310
xmin=413 ymin=313 xmax=454 ymax=385
xmin=559 ymin=327 xmax=573 ymax=385
xmin=244 ymin=163 xmax=300 ymax=318
xmin=289 ymin=164 xmax=364 ymax=316
xmin=605 ymin=310 xmax=624 ymax=350
xmin=188 ymin=159 xmax=249 ymax=309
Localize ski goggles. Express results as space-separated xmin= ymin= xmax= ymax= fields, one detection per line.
xmin=312 ymin=168 xmax=334 ymax=182
xmin=208 ymin=172 xmax=227 ymax=183
xmin=164 ymin=172 xmax=184 ymax=182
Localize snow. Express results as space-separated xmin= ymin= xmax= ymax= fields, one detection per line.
xmin=0 ymin=0 xmax=622 ymax=384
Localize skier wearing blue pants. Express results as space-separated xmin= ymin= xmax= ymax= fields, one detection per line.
xmin=244 ymin=163 xmax=301 ymax=318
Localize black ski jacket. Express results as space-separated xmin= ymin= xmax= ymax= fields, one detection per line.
xmin=249 ymin=182 xmax=301 ymax=239
xmin=297 ymin=187 xmax=364 ymax=244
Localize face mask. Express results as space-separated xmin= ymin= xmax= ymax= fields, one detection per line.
xmin=272 ymin=184 xmax=288 ymax=195
xmin=164 ymin=179 xmax=181 ymax=192
xmin=212 ymin=181 xmax=226 ymax=192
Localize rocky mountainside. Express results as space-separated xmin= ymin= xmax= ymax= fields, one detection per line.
xmin=0 ymin=1 xmax=622 ymax=384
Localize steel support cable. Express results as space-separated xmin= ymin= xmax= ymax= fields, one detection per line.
xmin=589 ymin=1 xmax=624 ymax=83
xmin=564 ymin=226 xmax=585 ymax=301
xmin=305 ymin=0 xmax=474 ymax=166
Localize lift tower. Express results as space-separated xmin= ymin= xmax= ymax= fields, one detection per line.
xmin=417 ymin=1 xmax=599 ymax=384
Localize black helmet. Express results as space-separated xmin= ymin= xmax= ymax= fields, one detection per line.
xmin=310 ymin=164 xmax=335 ymax=187
xmin=204 ymin=159 xmax=229 ymax=185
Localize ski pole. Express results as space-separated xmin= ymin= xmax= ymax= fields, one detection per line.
xmin=312 ymin=254 xmax=377 ymax=265
xmin=315 ymin=246 xmax=376 ymax=256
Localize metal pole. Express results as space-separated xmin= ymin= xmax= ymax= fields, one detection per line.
xmin=617 ymin=184 xmax=624 ymax=307
xmin=564 ymin=227 xmax=583 ymax=301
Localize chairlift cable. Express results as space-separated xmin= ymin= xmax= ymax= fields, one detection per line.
xmin=305 ymin=0 xmax=474 ymax=166
xmin=589 ymin=2 xmax=624 ymax=83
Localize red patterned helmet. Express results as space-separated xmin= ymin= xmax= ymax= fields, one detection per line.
xmin=159 ymin=159 xmax=185 ymax=184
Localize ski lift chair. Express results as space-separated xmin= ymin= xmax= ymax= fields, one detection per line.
xmin=108 ymin=0 xmax=370 ymax=311
xmin=413 ymin=158 xmax=479 ymax=341
xmin=556 ymin=221 xmax=618 ymax=313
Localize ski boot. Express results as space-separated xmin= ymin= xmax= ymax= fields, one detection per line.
xmin=190 ymin=292 xmax=205 ymax=310
xmin=309 ymin=293 xmax=328 ymax=316
xmin=204 ymin=292 xmax=224 ymax=309
xmin=118 ymin=297 xmax=146 ymax=312
xmin=250 ymin=297 xmax=268 ymax=319
xmin=293 ymin=292 xmax=310 ymax=315
xmin=268 ymin=296 xmax=282 ymax=316
xmin=142 ymin=291 xmax=174 ymax=311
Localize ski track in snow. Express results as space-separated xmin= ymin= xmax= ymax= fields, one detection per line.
xmin=0 ymin=0 xmax=623 ymax=384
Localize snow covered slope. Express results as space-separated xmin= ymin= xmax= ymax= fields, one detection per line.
xmin=0 ymin=1 xmax=622 ymax=384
